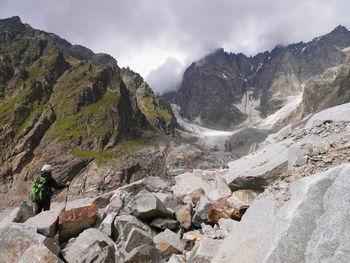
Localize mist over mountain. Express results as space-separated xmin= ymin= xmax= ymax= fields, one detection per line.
xmin=166 ymin=25 xmax=350 ymax=130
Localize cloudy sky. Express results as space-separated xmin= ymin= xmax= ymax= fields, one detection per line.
xmin=1 ymin=0 xmax=350 ymax=94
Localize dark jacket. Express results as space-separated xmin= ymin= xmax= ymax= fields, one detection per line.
xmin=40 ymin=171 xmax=65 ymax=197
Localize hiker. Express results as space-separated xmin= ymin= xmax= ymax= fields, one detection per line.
xmin=29 ymin=164 xmax=70 ymax=215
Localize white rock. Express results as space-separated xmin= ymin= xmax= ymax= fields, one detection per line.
xmin=62 ymin=228 xmax=119 ymax=263
xmin=172 ymin=172 xmax=214 ymax=197
xmin=153 ymin=229 xmax=184 ymax=256
xmin=25 ymin=210 xmax=60 ymax=238
xmin=306 ymin=102 xmax=350 ymax=128
xmin=223 ymin=136 xmax=290 ymax=191
xmin=207 ymin=176 xmax=231 ymax=202
xmin=188 ymin=237 xmax=223 ymax=263
xmin=167 ymin=254 xmax=186 ymax=263
xmin=0 ymin=223 xmax=61 ymax=263
xmin=99 ymin=212 xmax=117 ymax=237
xmin=1 ymin=201 xmax=34 ymax=225
xmin=129 ymin=191 xmax=173 ymax=220
xmin=113 ymin=214 xmax=153 ymax=243
xmin=212 ymin=164 xmax=350 ymax=263
xmin=77 ymin=240 xmax=116 ymax=263
xmin=218 ymin=218 xmax=239 ymax=234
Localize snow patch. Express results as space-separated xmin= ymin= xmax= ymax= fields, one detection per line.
xmin=256 ymin=63 xmax=263 ymax=73
xmin=259 ymin=92 xmax=303 ymax=129
xmin=172 ymin=104 xmax=235 ymax=150
xmin=342 ymin=46 xmax=350 ymax=52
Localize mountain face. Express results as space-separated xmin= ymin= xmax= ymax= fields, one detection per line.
xmin=166 ymin=25 xmax=350 ymax=130
xmin=0 ymin=16 xmax=176 ymax=207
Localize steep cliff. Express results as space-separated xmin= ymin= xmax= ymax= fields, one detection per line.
xmin=167 ymin=25 xmax=350 ymax=130
xmin=0 ymin=16 xmax=176 ymax=207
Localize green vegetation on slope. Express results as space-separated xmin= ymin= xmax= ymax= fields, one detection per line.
xmin=71 ymin=137 xmax=152 ymax=163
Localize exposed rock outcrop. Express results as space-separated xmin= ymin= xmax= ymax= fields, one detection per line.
xmin=212 ymin=164 xmax=350 ymax=263
xmin=0 ymin=223 xmax=61 ymax=263
xmin=166 ymin=25 xmax=350 ymax=130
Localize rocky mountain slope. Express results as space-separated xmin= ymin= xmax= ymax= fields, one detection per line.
xmin=166 ymin=25 xmax=350 ymax=130
xmin=2 ymin=15 xmax=350 ymax=263
xmin=1 ymin=102 xmax=349 ymax=263
xmin=0 ymin=16 xmax=181 ymax=208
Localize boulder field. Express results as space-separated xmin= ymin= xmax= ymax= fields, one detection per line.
xmin=1 ymin=104 xmax=350 ymax=262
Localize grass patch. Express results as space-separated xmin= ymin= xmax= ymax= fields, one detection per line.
xmin=136 ymin=86 xmax=173 ymax=125
xmin=53 ymin=90 xmax=119 ymax=140
xmin=71 ymin=137 xmax=152 ymax=163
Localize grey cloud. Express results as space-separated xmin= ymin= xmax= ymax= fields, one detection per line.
xmin=146 ymin=57 xmax=184 ymax=95
xmin=1 ymin=0 xmax=350 ymax=94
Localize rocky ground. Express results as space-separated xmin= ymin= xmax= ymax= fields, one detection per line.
xmin=1 ymin=103 xmax=350 ymax=263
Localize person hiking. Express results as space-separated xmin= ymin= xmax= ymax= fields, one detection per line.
xmin=29 ymin=164 xmax=70 ymax=214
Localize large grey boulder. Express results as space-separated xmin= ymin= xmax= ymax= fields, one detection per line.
xmin=223 ymin=135 xmax=290 ymax=191
xmin=25 ymin=210 xmax=60 ymax=238
xmin=305 ymin=102 xmax=350 ymax=128
xmin=188 ymin=237 xmax=223 ymax=263
xmin=225 ymin=127 xmax=270 ymax=158
xmin=78 ymin=240 xmax=116 ymax=263
xmin=129 ymin=191 xmax=173 ymax=220
xmin=124 ymin=227 xmax=154 ymax=253
xmin=0 ymin=201 xmax=34 ymax=224
xmin=0 ymin=223 xmax=61 ymax=263
xmin=113 ymin=214 xmax=153 ymax=243
xmin=172 ymin=172 xmax=214 ymax=197
xmin=153 ymin=192 xmax=178 ymax=209
xmin=212 ymin=164 xmax=350 ymax=263
xmin=99 ymin=212 xmax=117 ymax=237
xmin=104 ymin=190 xmax=132 ymax=216
xmin=124 ymin=244 xmax=160 ymax=263
xmin=62 ymin=228 xmax=119 ymax=263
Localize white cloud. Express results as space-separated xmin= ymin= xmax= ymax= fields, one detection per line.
xmin=146 ymin=57 xmax=185 ymax=95
xmin=1 ymin=0 xmax=350 ymax=93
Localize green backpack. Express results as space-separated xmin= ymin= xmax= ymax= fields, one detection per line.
xmin=29 ymin=176 xmax=49 ymax=202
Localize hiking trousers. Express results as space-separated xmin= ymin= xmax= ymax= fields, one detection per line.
xmin=33 ymin=197 xmax=51 ymax=215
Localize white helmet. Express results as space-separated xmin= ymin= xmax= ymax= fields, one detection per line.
xmin=41 ymin=164 xmax=53 ymax=172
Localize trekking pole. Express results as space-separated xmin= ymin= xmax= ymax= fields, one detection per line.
xmin=63 ymin=184 xmax=70 ymax=211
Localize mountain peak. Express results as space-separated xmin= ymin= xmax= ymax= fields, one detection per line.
xmin=331 ymin=24 xmax=349 ymax=33
xmin=0 ymin=16 xmax=22 ymax=26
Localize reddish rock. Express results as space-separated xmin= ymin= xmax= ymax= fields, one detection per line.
xmin=207 ymin=196 xmax=234 ymax=223
xmin=207 ymin=190 xmax=257 ymax=223
xmin=189 ymin=188 xmax=205 ymax=204
xmin=58 ymin=204 xmax=99 ymax=243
